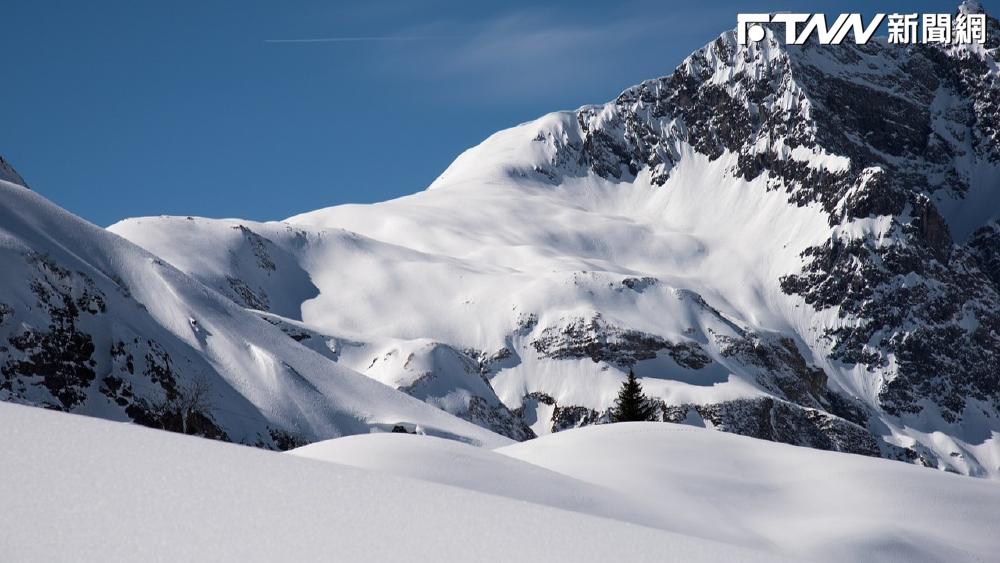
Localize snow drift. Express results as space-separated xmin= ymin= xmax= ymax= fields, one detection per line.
xmin=295 ymin=419 xmax=1000 ymax=562
xmin=0 ymin=402 xmax=782 ymax=562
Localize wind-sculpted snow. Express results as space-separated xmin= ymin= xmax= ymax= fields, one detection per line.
xmin=2 ymin=402 xmax=783 ymax=563
xmin=498 ymin=422 xmax=1000 ymax=561
xmin=292 ymin=422 xmax=1000 ymax=562
xmin=104 ymin=2 xmax=1000 ymax=476
xmin=6 ymin=402 xmax=997 ymax=561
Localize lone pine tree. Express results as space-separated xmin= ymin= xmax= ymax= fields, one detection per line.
xmin=611 ymin=369 xmax=656 ymax=422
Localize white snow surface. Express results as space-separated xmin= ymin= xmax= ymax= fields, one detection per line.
xmin=110 ymin=150 xmax=829 ymax=417
xmin=0 ymin=179 xmax=509 ymax=448
xmin=293 ymin=421 xmax=1000 ymax=563
xmin=0 ymin=402 xmax=784 ymax=563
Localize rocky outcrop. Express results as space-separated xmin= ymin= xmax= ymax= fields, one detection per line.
xmin=0 ymin=252 xmax=229 ymax=441
xmin=531 ymin=313 xmax=712 ymax=370
xmin=2 ymin=253 xmax=103 ymax=409
xmin=662 ymin=398 xmax=882 ymax=458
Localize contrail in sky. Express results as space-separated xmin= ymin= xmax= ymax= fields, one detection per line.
xmin=265 ymin=36 xmax=434 ymax=43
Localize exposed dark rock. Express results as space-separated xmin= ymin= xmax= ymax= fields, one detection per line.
xmin=663 ymin=398 xmax=881 ymax=457
xmin=668 ymin=341 xmax=713 ymax=370
xmin=621 ymin=276 xmax=658 ymax=292
xmin=532 ymin=314 xmax=712 ymax=369
xmin=0 ymin=303 xmax=13 ymax=325
xmin=466 ymin=396 xmax=536 ymax=441
xmin=967 ymin=222 xmax=1000 ymax=292
xmin=268 ymin=428 xmax=308 ymax=451
xmin=226 ymin=275 xmax=270 ymax=311
xmin=1 ymin=253 xmax=105 ymax=409
xmin=231 ymin=225 xmax=277 ymax=272
xmin=716 ymin=333 xmax=826 ymax=406
xmin=551 ymin=404 xmax=607 ymax=432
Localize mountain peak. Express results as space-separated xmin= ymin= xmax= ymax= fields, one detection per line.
xmin=0 ymin=155 xmax=28 ymax=189
xmin=959 ymin=0 xmax=985 ymax=15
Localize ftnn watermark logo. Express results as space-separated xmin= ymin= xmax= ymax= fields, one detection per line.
xmin=737 ymin=13 xmax=989 ymax=45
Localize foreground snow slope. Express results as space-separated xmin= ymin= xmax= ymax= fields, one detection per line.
xmin=292 ymin=432 xmax=673 ymax=531
xmin=0 ymin=178 xmax=508 ymax=449
xmin=501 ymin=423 xmax=1000 ymax=562
xmin=0 ymin=403 xmax=779 ymax=562
xmin=294 ymin=423 xmax=1000 ymax=563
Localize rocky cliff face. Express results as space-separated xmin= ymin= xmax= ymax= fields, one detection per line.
xmin=483 ymin=4 xmax=1000 ymax=471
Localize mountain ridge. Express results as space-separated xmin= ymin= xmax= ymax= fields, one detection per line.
xmin=111 ymin=5 xmax=1000 ymax=476
xmin=0 ymin=177 xmax=511 ymax=449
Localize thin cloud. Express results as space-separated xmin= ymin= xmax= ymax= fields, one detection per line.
xmin=265 ymin=4 xmax=725 ymax=102
xmin=378 ymin=11 xmax=688 ymax=101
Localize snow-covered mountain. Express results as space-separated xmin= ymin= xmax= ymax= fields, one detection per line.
xmin=102 ymin=2 xmax=1000 ymax=476
xmin=2 ymin=2 xmax=999 ymax=477
xmin=0 ymin=173 xmax=509 ymax=449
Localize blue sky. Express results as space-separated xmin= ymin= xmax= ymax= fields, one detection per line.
xmin=2 ymin=0 xmax=988 ymax=226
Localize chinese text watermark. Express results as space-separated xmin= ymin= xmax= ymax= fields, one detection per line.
xmin=737 ymin=13 xmax=988 ymax=45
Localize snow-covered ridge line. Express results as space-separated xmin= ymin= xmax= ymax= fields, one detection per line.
xmin=0 ymin=178 xmax=510 ymax=450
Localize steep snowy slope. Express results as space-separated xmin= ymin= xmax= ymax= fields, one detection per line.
xmin=0 ymin=402 xmax=779 ymax=562
xmin=0 ymin=177 xmax=509 ymax=449
xmin=106 ymin=216 xmax=537 ymax=440
xmin=110 ymin=3 xmax=1000 ymax=475
xmin=293 ymin=423 xmax=1000 ymax=562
